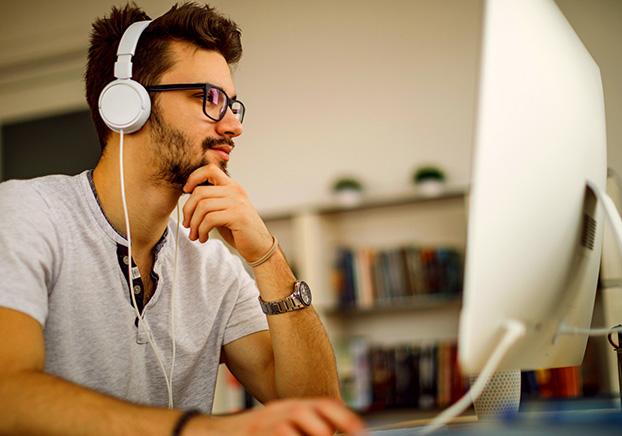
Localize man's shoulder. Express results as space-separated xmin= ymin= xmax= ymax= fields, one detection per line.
xmin=0 ymin=173 xmax=86 ymax=228
xmin=0 ymin=173 xmax=84 ymax=205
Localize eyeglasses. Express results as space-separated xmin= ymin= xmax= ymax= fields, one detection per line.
xmin=146 ymin=83 xmax=245 ymax=123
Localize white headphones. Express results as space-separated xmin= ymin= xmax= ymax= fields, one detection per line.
xmin=98 ymin=20 xmax=153 ymax=133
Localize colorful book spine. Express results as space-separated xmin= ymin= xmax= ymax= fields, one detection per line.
xmin=521 ymin=366 xmax=583 ymax=400
xmin=333 ymin=245 xmax=463 ymax=308
xmin=337 ymin=339 xmax=468 ymax=412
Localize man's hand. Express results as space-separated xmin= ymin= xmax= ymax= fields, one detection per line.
xmin=187 ymin=398 xmax=366 ymax=436
xmin=182 ymin=164 xmax=273 ymax=263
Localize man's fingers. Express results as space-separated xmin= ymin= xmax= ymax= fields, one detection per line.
xmin=183 ymin=163 xmax=230 ymax=192
xmin=196 ymin=210 xmax=231 ymax=243
xmin=187 ymin=198 xmax=232 ymax=239
xmin=273 ymin=422 xmax=300 ymax=436
xmin=244 ymin=400 xmax=365 ymax=436
xmin=312 ymin=400 xmax=366 ymax=435
xmin=182 ymin=186 xmax=228 ymax=227
xmin=289 ymin=406 xmax=335 ymax=436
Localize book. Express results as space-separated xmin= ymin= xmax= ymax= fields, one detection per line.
xmin=418 ymin=344 xmax=438 ymax=410
xmin=394 ymin=345 xmax=417 ymax=407
xmin=356 ymin=248 xmax=375 ymax=309
xmin=336 ymin=337 xmax=372 ymax=411
xmin=370 ymin=346 xmax=396 ymax=410
xmin=332 ymin=244 xmax=464 ymax=308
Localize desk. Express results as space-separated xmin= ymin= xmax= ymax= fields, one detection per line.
xmin=367 ymin=406 xmax=622 ymax=435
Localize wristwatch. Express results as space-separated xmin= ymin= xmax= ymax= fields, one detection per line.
xmin=259 ymin=280 xmax=313 ymax=315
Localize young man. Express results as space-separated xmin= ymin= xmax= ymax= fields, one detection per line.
xmin=0 ymin=3 xmax=364 ymax=435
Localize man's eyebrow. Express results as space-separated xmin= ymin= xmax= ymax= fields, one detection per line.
xmin=205 ymin=82 xmax=237 ymax=99
xmin=176 ymin=81 xmax=237 ymax=99
xmin=189 ymin=84 xmax=237 ymax=99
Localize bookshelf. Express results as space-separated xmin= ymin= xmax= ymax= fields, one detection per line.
xmin=288 ymin=188 xmax=468 ymax=348
xmin=212 ymin=187 xmax=470 ymax=413
xmin=325 ymin=294 xmax=462 ymax=317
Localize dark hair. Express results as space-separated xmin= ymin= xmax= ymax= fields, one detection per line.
xmin=85 ymin=2 xmax=242 ymax=150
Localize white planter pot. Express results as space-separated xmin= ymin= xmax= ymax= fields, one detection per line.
xmin=334 ymin=189 xmax=363 ymax=207
xmin=416 ymin=179 xmax=445 ymax=197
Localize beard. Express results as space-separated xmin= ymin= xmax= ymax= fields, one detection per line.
xmin=148 ymin=108 xmax=234 ymax=190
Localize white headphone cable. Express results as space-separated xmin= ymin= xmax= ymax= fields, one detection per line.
xmin=119 ymin=130 xmax=176 ymax=408
xmin=169 ymin=202 xmax=181 ymax=400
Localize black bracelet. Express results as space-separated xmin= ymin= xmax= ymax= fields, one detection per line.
xmin=172 ymin=409 xmax=201 ymax=436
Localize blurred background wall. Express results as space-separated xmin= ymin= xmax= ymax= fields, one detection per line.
xmin=0 ymin=0 xmax=620 ymax=214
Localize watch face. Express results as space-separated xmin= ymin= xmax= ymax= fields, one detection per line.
xmin=297 ymin=281 xmax=312 ymax=306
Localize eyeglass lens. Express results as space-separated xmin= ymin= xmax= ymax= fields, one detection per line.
xmin=204 ymin=87 xmax=244 ymax=122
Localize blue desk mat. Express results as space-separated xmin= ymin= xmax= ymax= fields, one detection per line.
xmin=369 ymin=405 xmax=622 ymax=435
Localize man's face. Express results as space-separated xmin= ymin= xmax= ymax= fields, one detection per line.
xmin=146 ymin=41 xmax=243 ymax=189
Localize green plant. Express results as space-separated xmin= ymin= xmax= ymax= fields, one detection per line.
xmin=332 ymin=177 xmax=363 ymax=192
xmin=413 ymin=166 xmax=445 ymax=184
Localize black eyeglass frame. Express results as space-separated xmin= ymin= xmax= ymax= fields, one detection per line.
xmin=145 ymin=83 xmax=245 ymax=123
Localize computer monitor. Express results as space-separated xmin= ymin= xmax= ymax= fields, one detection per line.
xmin=458 ymin=0 xmax=609 ymax=376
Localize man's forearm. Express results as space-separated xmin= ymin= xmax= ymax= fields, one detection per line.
xmin=0 ymin=370 xmax=182 ymax=436
xmin=252 ymin=248 xmax=341 ymax=399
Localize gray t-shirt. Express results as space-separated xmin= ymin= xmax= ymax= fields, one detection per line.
xmin=0 ymin=171 xmax=268 ymax=412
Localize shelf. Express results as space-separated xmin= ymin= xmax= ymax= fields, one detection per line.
xmin=259 ymin=210 xmax=296 ymax=222
xmin=600 ymin=279 xmax=622 ymax=289
xmin=326 ymin=294 xmax=462 ymax=317
xmin=317 ymin=188 xmax=468 ymax=216
xmin=259 ymin=187 xmax=469 ymax=222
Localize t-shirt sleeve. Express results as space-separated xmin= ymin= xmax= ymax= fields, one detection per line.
xmin=0 ymin=181 xmax=59 ymax=326
xmin=222 ymin=253 xmax=269 ymax=345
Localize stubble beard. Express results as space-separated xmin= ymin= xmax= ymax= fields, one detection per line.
xmin=148 ymin=108 xmax=231 ymax=190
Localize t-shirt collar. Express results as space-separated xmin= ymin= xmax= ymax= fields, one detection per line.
xmin=82 ymin=169 xmax=169 ymax=248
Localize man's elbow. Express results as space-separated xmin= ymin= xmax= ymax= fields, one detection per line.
xmin=324 ymin=384 xmax=343 ymax=402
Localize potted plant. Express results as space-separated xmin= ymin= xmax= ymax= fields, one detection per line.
xmin=413 ymin=166 xmax=446 ymax=197
xmin=332 ymin=177 xmax=364 ymax=206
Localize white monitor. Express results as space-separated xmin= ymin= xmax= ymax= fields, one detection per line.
xmin=458 ymin=0 xmax=609 ymax=375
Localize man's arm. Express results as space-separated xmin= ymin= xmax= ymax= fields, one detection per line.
xmin=183 ymin=164 xmax=341 ymax=401
xmin=221 ymin=249 xmax=340 ymax=401
xmin=255 ymin=248 xmax=341 ymax=398
xmin=0 ymin=307 xmax=362 ymax=436
xmin=0 ymin=307 xmax=183 ymax=436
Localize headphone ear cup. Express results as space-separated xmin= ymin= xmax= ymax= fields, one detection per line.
xmin=98 ymin=79 xmax=151 ymax=133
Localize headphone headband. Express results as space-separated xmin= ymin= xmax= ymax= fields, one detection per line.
xmin=99 ymin=19 xmax=153 ymax=133
xmin=114 ymin=20 xmax=152 ymax=80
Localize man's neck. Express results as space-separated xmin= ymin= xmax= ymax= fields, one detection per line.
xmin=92 ymin=140 xmax=181 ymax=258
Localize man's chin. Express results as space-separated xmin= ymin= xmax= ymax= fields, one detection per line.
xmin=202 ymin=152 xmax=229 ymax=176
xmin=202 ymin=157 xmax=230 ymax=177
xmin=155 ymin=160 xmax=229 ymax=191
